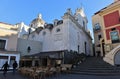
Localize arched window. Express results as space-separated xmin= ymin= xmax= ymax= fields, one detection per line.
xmin=27 ymin=46 xmax=31 ymax=53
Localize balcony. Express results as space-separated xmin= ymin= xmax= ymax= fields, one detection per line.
xmin=93 ymin=23 xmax=101 ymax=32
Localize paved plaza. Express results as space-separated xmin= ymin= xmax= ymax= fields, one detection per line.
xmin=0 ymin=71 xmax=120 ymax=79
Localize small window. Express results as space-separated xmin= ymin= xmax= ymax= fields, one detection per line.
xmin=94 ymin=23 xmax=101 ymax=31
xmin=111 ymin=28 xmax=116 ymax=31
xmin=43 ymin=31 xmax=46 ymax=35
xmin=27 ymin=46 xmax=31 ymax=53
xmin=0 ymin=39 xmax=6 ymax=50
xmin=56 ymin=28 xmax=60 ymax=32
xmin=83 ymin=21 xmax=85 ymax=27
xmin=28 ymin=28 xmax=31 ymax=34
xmin=98 ymin=35 xmax=102 ymax=40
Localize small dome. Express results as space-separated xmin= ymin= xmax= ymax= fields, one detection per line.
xmin=30 ymin=14 xmax=45 ymax=28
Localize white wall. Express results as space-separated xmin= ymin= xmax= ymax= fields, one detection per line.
xmin=27 ymin=9 xmax=93 ymax=56
xmin=17 ymin=38 xmax=42 ymax=56
xmin=68 ymin=19 xmax=92 ymax=55
xmin=28 ymin=21 xmax=69 ymax=52
xmin=69 ymin=21 xmax=78 ymax=51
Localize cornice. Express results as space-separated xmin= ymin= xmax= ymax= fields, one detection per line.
xmin=99 ymin=4 xmax=120 ymax=16
xmin=95 ymin=1 xmax=120 ymax=15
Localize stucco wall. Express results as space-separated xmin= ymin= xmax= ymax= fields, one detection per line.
xmin=7 ymin=34 xmax=18 ymax=51
xmin=17 ymin=38 xmax=42 ymax=56
xmin=28 ymin=22 xmax=69 ymax=52
xmin=68 ymin=19 xmax=92 ymax=55
xmin=0 ymin=23 xmax=18 ymax=51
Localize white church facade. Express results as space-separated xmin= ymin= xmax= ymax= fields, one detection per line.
xmin=0 ymin=7 xmax=93 ymax=67
xmin=26 ymin=8 xmax=93 ymax=64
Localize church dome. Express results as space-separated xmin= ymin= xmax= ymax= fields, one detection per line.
xmin=30 ymin=14 xmax=45 ymax=28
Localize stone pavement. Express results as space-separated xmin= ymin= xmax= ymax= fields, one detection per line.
xmin=1 ymin=71 xmax=120 ymax=79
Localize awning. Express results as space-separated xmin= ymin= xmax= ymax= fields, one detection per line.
xmin=23 ymin=50 xmax=67 ymax=58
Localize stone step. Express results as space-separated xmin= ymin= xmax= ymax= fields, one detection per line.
xmin=72 ymin=66 xmax=120 ymax=70
xmin=72 ymin=69 xmax=120 ymax=72
xmin=73 ymin=68 xmax=117 ymax=71
xmin=71 ymin=57 xmax=120 ymax=75
xmin=71 ymin=71 xmax=120 ymax=76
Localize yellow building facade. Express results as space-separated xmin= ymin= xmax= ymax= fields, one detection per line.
xmin=0 ymin=22 xmax=20 ymax=69
xmin=92 ymin=0 xmax=120 ymax=65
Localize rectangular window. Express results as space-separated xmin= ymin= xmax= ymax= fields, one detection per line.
xmin=94 ymin=23 xmax=101 ymax=31
xmin=98 ymin=35 xmax=102 ymax=40
xmin=110 ymin=31 xmax=119 ymax=43
xmin=0 ymin=39 xmax=6 ymax=50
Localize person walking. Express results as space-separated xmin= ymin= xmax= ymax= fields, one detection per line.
xmin=12 ymin=60 xmax=18 ymax=74
xmin=1 ymin=61 xmax=9 ymax=77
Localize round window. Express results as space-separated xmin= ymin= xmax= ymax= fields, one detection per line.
xmin=56 ymin=28 xmax=60 ymax=32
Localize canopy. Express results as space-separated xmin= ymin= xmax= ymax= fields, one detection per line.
xmin=23 ymin=50 xmax=67 ymax=59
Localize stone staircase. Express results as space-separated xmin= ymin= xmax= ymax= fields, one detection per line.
xmin=71 ymin=57 xmax=120 ymax=75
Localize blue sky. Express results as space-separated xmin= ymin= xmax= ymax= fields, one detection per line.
xmin=0 ymin=0 xmax=113 ymax=33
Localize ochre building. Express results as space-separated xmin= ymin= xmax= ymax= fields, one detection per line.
xmin=92 ymin=0 xmax=120 ymax=65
